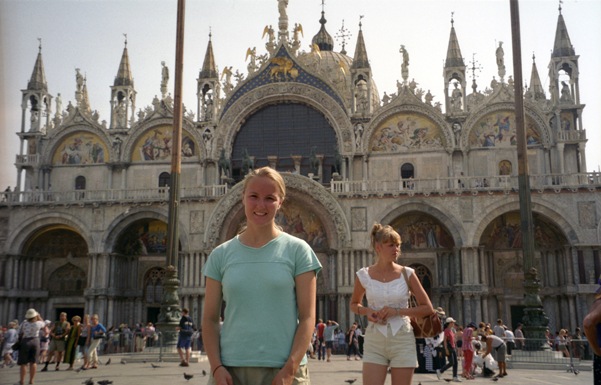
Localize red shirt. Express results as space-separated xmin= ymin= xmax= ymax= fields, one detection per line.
xmin=444 ymin=328 xmax=456 ymax=349
xmin=316 ymin=322 xmax=326 ymax=339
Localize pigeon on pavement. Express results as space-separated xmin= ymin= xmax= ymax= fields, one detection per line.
xmin=183 ymin=373 xmax=194 ymax=381
xmin=82 ymin=378 xmax=94 ymax=385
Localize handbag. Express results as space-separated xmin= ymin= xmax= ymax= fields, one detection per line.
xmin=12 ymin=334 xmax=23 ymax=351
xmin=401 ymin=267 xmax=443 ymax=338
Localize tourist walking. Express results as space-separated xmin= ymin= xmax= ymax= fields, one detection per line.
xmin=41 ymin=312 xmax=70 ymax=372
xmin=177 ymin=308 xmax=195 ymax=367
xmin=323 ymin=320 xmax=339 ymax=362
xmin=461 ymin=322 xmax=476 ymax=379
xmin=2 ymin=321 xmax=18 ymax=368
xmin=63 ymin=315 xmax=82 ymax=370
xmin=17 ymin=308 xmax=45 ymax=385
xmin=86 ymin=314 xmax=106 ymax=369
xmin=436 ymin=317 xmax=461 ymax=382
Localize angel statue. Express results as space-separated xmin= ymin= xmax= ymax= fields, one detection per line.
xmin=293 ymin=23 xmax=303 ymax=41
xmin=246 ymin=47 xmax=258 ymax=74
xmin=262 ymin=25 xmax=275 ymax=45
xmin=221 ymin=66 xmax=234 ymax=95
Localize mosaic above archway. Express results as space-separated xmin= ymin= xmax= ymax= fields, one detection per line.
xmin=52 ymin=132 xmax=108 ymax=165
xmin=469 ymin=111 xmax=541 ymax=148
xmin=132 ymin=125 xmax=198 ymax=162
xmin=115 ymin=219 xmax=168 ymax=255
xmin=275 ymin=201 xmax=328 ymax=251
xmin=389 ymin=212 xmax=455 ymax=251
xmin=481 ymin=212 xmax=566 ymax=249
xmin=370 ymin=113 xmax=445 ymax=152
xmin=24 ymin=226 xmax=88 ymax=257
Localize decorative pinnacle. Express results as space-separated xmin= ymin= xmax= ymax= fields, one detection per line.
xmin=123 ymin=33 xmax=128 ymax=46
xmin=335 ymin=19 xmax=352 ymax=55
xmin=469 ymin=53 xmax=482 ymax=81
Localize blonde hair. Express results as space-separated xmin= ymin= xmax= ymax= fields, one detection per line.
xmin=370 ymin=223 xmax=401 ymax=251
xmin=242 ymin=166 xmax=286 ymax=201
xmin=238 ymin=167 xmax=286 ymax=234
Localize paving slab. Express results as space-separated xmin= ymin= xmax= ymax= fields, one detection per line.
xmin=0 ymin=354 xmax=593 ymax=385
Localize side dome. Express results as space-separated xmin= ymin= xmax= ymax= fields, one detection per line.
xmin=297 ymin=50 xmax=380 ymax=110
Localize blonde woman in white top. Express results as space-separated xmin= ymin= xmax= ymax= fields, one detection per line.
xmin=350 ymin=223 xmax=434 ymax=385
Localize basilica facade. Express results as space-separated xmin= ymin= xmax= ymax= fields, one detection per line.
xmin=0 ymin=3 xmax=599 ymax=334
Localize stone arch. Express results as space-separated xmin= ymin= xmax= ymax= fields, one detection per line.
xmin=47 ymin=263 xmax=86 ymax=296
xmin=204 ymin=173 xmax=350 ymax=249
xmin=462 ymin=103 xmax=551 ymax=150
xmin=102 ymin=207 xmax=189 ymax=255
xmin=378 ymin=199 xmax=466 ymax=249
xmin=408 ymin=262 xmax=434 ymax=296
xmin=125 ymin=119 xmax=201 ymax=163
xmin=365 ymin=103 xmax=453 ymax=154
xmin=471 ymin=199 xmax=579 ymax=247
xmin=6 ymin=214 xmax=93 ymax=255
xmin=44 ymin=127 xmax=111 ymax=165
xmin=215 ymin=83 xmax=353 ymax=156
xmin=142 ymin=266 xmax=166 ymax=305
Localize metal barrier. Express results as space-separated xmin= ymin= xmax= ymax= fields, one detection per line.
xmin=507 ymin=338 xmax=592 ymax=371
xmin=93 ymin=330 xmax=204 ymax=362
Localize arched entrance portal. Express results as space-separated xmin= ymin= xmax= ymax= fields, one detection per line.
xmin=23 ymin=225 xmax=89 ymax=318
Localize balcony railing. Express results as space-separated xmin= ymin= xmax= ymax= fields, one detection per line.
xmin=15 ymin=154 xmax=40 ymax=167
xmin=330 ymin=172 xmax=601 ymax=197
xmin=556 ymin=129 xmax=586 ymax=142
xmin=0 ymin=185 xmax=228 ymax=206
xmin=1 ymin=172 xmax=599 ymax=206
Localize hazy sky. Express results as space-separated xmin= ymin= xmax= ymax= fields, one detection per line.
xmin=1 ymin=0 xmax=600 ymax=190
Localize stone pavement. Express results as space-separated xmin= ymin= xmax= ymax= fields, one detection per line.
xmin=0 ymin=354 xmax=592 ymax=385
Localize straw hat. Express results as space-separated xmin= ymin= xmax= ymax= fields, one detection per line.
xmin=25 ymin=308 xmax=38 ymax=319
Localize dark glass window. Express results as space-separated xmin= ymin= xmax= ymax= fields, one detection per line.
xmin=231 ymin=103 xmax=337 ymax=181
xmin=75 ymin=176 xmax=86 ymax=190
xmin=159 ymin=172 xmax=170 ymax=187
xmin=401 ymin=163 xmax=414 ymax=179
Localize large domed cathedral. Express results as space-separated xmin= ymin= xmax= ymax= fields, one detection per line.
xmin=0 ymin=1 xmax=599 ymax=337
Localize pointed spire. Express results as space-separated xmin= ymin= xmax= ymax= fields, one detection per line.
xmin=114 ymin=34 xmax=134 ymax=86
xmin=552 ymin=3 xmax=575 ymax=57
xmin=27 ymin=38 xmax=48 ymax=91
xmin=79 ymin=76 xmax=92 ymax=112
xmin=312 ymin=2 xmax=333 ymax=52
xmin=351 ymin=17 xmax=369 ymax=69
xmin=199 ymin=32 xmax=218 ymax=79
xmin=445 ymin=13 xmax=465 ymax=68
xmin=529 ymin=54 xmax=546 ymax=100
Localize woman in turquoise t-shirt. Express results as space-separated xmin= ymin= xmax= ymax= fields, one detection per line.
xmin=202 ymin=167 xmax=321 ymax=385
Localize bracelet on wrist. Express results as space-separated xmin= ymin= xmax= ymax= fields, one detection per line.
xmin=212 ymin=364 xmax=224 ymax=376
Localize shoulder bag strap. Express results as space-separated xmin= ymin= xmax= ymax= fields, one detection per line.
xmin=401 ymin=267 xmax=417 ymax=307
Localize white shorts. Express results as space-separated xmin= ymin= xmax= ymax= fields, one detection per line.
xmin=363 ymin=323 xmax=418 ymax=368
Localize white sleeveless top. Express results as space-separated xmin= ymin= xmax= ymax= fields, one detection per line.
xmin=356 ymin=266 xmax=413 ymax=336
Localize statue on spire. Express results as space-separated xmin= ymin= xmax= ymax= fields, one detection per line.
xmin=496 ymin=41 xmax=506 ymax=81
xmin=400 ymin=45 xmax=409 ymax=84
xmin=277 ymin=0 xmax=289 ymax=41
xmin=161 ymin=61 xmax=169 ymax=98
